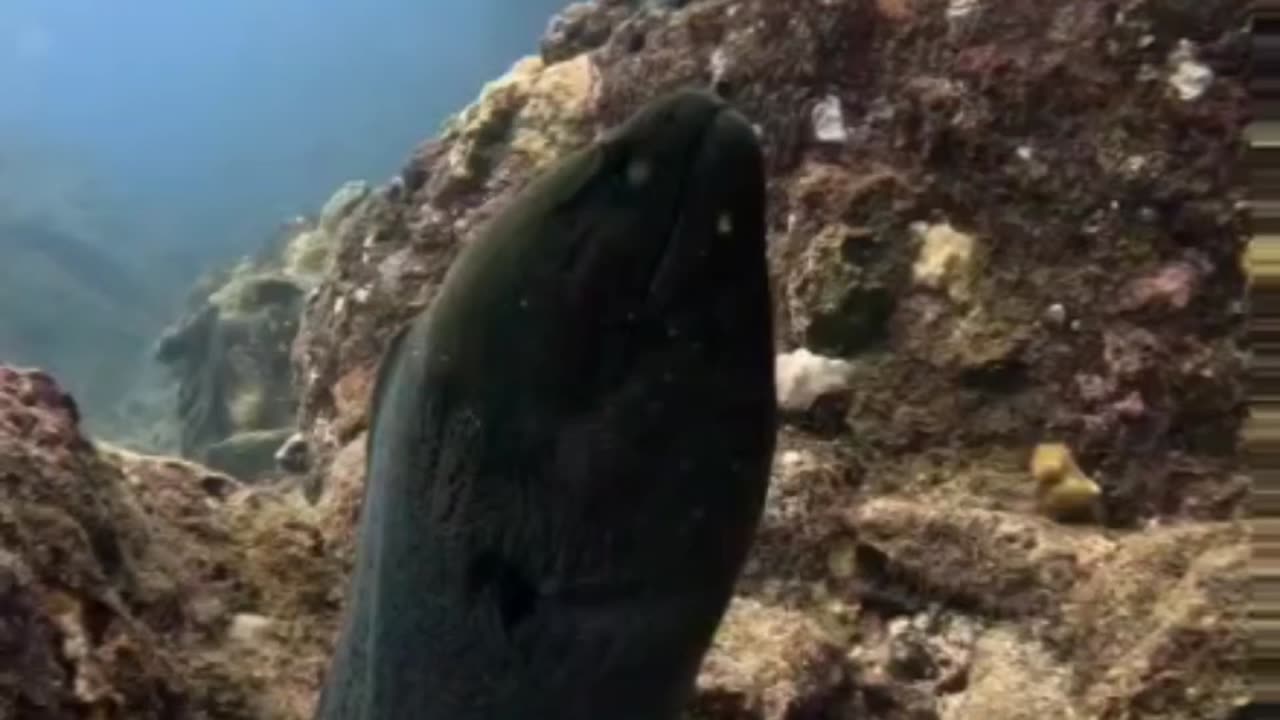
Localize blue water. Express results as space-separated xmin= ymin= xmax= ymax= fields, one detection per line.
xmin=0 ymin=0 xmax=567 ymax=276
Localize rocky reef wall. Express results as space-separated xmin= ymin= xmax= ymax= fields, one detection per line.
xmin=0 ymin=1 xmax=1251 ymax=718
xmin=150 ymin=182 xmax=375 ymax=482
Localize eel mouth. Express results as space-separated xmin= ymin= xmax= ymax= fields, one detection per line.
xmin=548 ymin=89 xmax=764 ymax=323
xmin=646 ymin=104 xmax=763 ymax=308
xmin=642 ymin=107 xmax=718 ymax=302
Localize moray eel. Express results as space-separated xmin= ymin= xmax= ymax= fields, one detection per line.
xmin=315 ymin=88 xmax=776 ymax=720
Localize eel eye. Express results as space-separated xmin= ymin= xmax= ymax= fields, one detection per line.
xmin=625 ymin=156 xmax=651 ymax=187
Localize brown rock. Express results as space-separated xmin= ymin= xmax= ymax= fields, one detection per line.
xmin=0 ymin=367 xmax=345 ymax=719
xmin=694 ymin=598 xmax=849 ymax=719
xmin=3 ymin=0 xmax=1250 ymax=717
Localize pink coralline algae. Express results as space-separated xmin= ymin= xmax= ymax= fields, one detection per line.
xmin=1121 ymin=258 xmax=1204 ymax=312
xmin=0 ymin=367 xmax=86 ymax=451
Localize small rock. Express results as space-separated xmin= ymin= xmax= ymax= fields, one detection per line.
xmin=319 ymin=181 xmax=370 ymax=233
xmin=1168 ymin=39 xmax=1213 ymax=102
xmin=778 ymin=449 xmax=809 ymax=473
xmin=1102 ymin=326 xmax=1161 ymax=379
xmin=946 ymin=0 xmax=979 ymax=22
xmin=1113 ymin=391 xmax=1145 ymax=419
xmin=188 ymin=596 xmax=226 ymax=628
xmin=875 ymin=0 xmax=913 ymax=22
xmin=204 ymin=429 xmax=296 ymax=483
xmin=1075 ymin=373 xmax=1113 ymax=403
xmin=274 ymin=432 xmax=311 ymax=474
xmin=826 ymin=538 xmax=857 ymax=580
xmin=886 ymin=621 xmax=937 ymax=681
xmin=911 ymin=222 xmax=976 ymax=303
xmin=1122 ymin=260 xmax=1200 ymax=311
xmin=1044 ymin=303 xmax=1067 ymax=326
xmin=776 ymin=348 xmax=854 ymax=411
xmin=540 ymin=2 xmax=619 ymax=64
xmin=228 ymin=613 xmax=274 ymax=644
xmin=198 ymin=473 xmax=238 ymax=500
xmin=811 ymin=95 xmax=848 ymax=144
xmin=383 ymin=174 xmax=405 ymax=201
xmin=695 ymin=598 xmax=845 ymax=718
xmin=377 ymin=247 xmax=415 ymax=291
xmin=939 ymin=628 xmax=1080 ymax=719
xmin=709 ymin=47 xmax=730 ymax=87
xmin=1121 ymin=155 xmax=1148 ymax=178
xmin=1030 ymin=443 xmax=1101 ymax=521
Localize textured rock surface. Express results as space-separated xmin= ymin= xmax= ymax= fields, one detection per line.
xmin=288 ymin=0 xmax=1249 ymax=717
xmin=153 ymin=184 xmax=372 ymax=481
xmin=0 ymin=365 xmax=345 ymax=719
xmin=1 ymin=0 xmax=1251 ymax=718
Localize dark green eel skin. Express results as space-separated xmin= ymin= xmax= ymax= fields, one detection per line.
xmin=314 ymin=88 xmax=776 ymax=720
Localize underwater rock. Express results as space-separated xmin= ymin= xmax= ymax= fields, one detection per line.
xmin=154 ymin=304 xmax=234 ymax=460
xmin=204 ymin=428 xmax=298 ymax=483
xmin=936 ymin=626 xmax=1081 ymax=719
xmin=317 ymin=181 xmax=370 ymax=235
xmin=785 ymin=222 xmax=898 ymax=356
xmin=811 ymin=94 xmax=849 ymax=144
xmin=540 ymin=1 xmax=632 ymax=64
xmin=1030 ymin=442 xmax=1102 ymax=522
xmin=782 ymin=166 xmax=916 ymax=356
xmin=3 ymin=0 xmax=1250 ymax=718
xmin=1167 ymin=39 xmax=1214 ymax=102
xmin=152 ymin=185 xmax=375 ymax=483
xmin=273 ymin=184 xmax=372 ymax=283
xmin=775 ymin=347 xmax=854 ymax=412
xmin=910 ymin=221 xmax=977 ymax=304
xmin=155 ymin=271 xmax=303 ymax=481
xmin=286 ymin=0 xmax=1248 ymax=716
xmin=851 ymin=498 xmax=1247 ymax=716
xmin=693 ymin=598 xmax=848 ymax=718
xmin=274 ymin=431 xmax=310 ymax=474
xmin=1120 ymin=256 xmax=1205 ymax=312
xmin=0 ymin=366 xmax=299 ymax=718
xmin=93 ymin=421 xmax=347 ymax=720
xmin=437 ymin=53 xmax=600 ymax=194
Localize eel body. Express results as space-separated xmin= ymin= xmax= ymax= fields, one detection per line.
xmin=315 ymin=88 xmax=776 ymax=720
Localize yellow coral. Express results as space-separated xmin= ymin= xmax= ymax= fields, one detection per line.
xmin=911 ymin=221 xmax=976 ymax=303
xmin=229 ymin=386 xmax=265 ymax=430
xmin=1031 ymin=442 xmax=1102 ymax=522
xmin=441 ymin=53 xmax=599 ymax=183
xmin=282 ymin=228 xmax=334 ymax=279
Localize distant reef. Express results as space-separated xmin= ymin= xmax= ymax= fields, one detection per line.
xmin=0 ymin=219 xmax=164 ymax=438
xmin=0 ymin=130 xmax=188 ymax=445
xmin=0 ymin=1 xmax=1251 ymax=718
xmin=149 ymin=181 xmax=371 ymax=482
